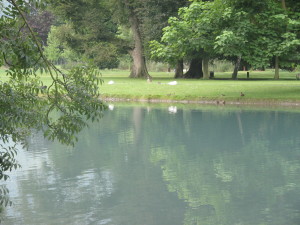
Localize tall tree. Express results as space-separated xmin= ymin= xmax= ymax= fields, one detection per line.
xmin=125 ymin=0 xmax=150 ymax=78
xmin=151 ymin=1 xmax=224 ymax=79
xmin=111 ymin=0 xmax=187 ymax=78
xmin=48 ymin=0 xmax=187 ymax=76
xmin=152 ymin=0 xmax=300 ymax=79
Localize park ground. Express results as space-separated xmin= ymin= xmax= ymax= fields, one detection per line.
xmin=97 ymin=70 xmax=300 ymax=106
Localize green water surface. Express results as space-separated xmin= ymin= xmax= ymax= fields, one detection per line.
xmin=3 ymin=105 xmax=300 ymax=225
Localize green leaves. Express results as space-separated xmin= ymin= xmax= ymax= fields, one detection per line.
xmin=213 ymin=0 xmax=300 ymax=69
xmin=0 ymin=0 xmax=107 ymax=208
xmin=47 ymin=0 xmax=120 ymax=69
xmin=150 ymin=1 xmax=226 ymax=65
xmin=152 ymin=0 xmax=300 ymax=72
xmin=41 ymin=65 xmax=106 ymax=146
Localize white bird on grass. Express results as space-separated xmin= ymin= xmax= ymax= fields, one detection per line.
xmin=168 ymin=81 xmax=177 ymax=85
xmin=108 ymin=80 xmax=115 ymax=85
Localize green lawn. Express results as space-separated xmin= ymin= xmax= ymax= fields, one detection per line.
xmin=1 ymin=67 xmax=300 ymax=104
xmin=98 ymin=69 xmax=300 ymax=103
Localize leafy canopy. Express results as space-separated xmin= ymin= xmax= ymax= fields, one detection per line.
xmin=214 ymin=0 xmax=300 ymax=68
xmin=150 ymin=1 xmax=224 ymax=64
xmin=151 ymin=0 xmax=300 ymax=71
xmin=47 ymin=0 xmax=121 ymax=69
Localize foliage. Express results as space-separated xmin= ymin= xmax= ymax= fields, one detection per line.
xmin=83 ymin=42 xmax=119 ymax=69
xmin=25 ymin=6 xmax=55 ymax=45
xmin=44 ymin=25 xmax=81 ymax=65
xmin=150 ymin=17 xmax=189 ymax=64
xmin=0 ymin=0 xmax=106 ymax=211
xmin=150 ymin=1 xmax=224 ymax=64
xmin=47 ymin=0 xmax=187 ymax=77
xmin=109 ymin=0 xmax=188 ymax=77
xmin=135 ymin=0 xmax=188 ymax=55
xmin=46 ymin=0 xmax=121 ymax=69
xmin=214 ymin=0 xmax=300 ymax=69
xmin=151 ymin=0 xmax=300 ymax=79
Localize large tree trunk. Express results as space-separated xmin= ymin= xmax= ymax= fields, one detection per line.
xmin=232 ymin=56 xmax=241 ymax=79
xmin=274 ymin=56 xmax=279 ymax=79
xmin=174 ymin=59 xmax=184 ymax=78
xmin=128 ymin=12 xmax=150 ymax=78
xmin=202 ymin=57 xmax=210 ymax=79
xmin=184 ymin=58 xmax=203 ymax=78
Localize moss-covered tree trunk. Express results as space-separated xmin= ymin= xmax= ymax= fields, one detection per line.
xmin=232 ymin=56 xmax=241 ymax=80
xmin=202 ymin=57 xmax=209 ymax=79
xmin=128 ymin=12 xmax=150 ymax=79
xmin=174 ymin=59 xmax=184 ymax=78
xmin=184 ymin=58 xmax=203 ymax=78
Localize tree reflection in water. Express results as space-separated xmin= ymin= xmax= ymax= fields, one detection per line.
xmin=2 ymin=106 xmax=300 ymax=225
xmin=149 ymin=108 xmax=300 ymax=225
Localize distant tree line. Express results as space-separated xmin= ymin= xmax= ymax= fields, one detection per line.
xmin=38 ymin=0 xmax=300 ymax=79
xmin=151 ymin=0 xmax=300 ymax=79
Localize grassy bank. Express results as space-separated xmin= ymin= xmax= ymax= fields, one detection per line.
xmin=1 ymin=68 xmax=300 ymax=105
xmin=98 ymin=70 xmax=300 ymax=105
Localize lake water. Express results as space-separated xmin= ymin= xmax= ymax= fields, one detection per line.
xmin=2 ymin=105 xmax=300 ymax=225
